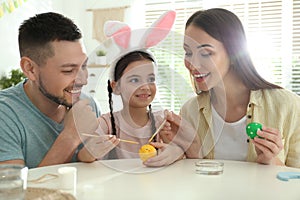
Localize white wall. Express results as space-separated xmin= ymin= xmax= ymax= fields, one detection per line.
xmin=53 ymin=0 xmax=132 ymax=56
xmin=0 ymin=0 xmax=146 ymax=112
xmin=63 ymin=0 xmax=145 ymax=113
xmin=0 ymin=0 xmax=52 ymax=74
xmin=0 ymin=0 xmax=145 ymax=74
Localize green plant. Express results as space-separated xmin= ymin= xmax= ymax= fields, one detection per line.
xmin=0 ymin=69 xmax=26 ymax=90
xmin=96 ymin=50 xmax=106 ymax=56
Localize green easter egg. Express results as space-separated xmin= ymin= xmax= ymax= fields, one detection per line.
xmin=246 ymin=122 xmax=262 ymax=139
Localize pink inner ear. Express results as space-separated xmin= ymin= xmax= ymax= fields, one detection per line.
xmin=154 ymin=11 xmax=176 ymax=30
xmin=145 ymin=29 xmax=170 ymax=48
xmin=145 ymin=11 xmax=176 ymax=48
xmin=112 ymin=26 xmax=131 ymax=49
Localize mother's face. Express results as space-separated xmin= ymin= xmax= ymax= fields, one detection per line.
xmin=183 ymin=25 xmax=230 ymax=92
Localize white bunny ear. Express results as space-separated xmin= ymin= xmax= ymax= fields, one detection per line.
xmin=142 ymin=10 xmax=176 ymax=48
xmin=104 ymin=21 xmax=131 ymax=49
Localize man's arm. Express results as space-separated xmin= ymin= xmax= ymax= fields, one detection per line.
xmin=0 ymin=159 xmax=25 ymax=165
xmin=37 ymin=99 xmax=99 ymax=167
xmin=37 ymin=129 xmax=81 ymax=167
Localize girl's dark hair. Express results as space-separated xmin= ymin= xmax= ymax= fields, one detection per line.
xmin=107 ymin=51 xmax=157 ymax=139
xmin=186 ymin=8 xmax=281 ymax=90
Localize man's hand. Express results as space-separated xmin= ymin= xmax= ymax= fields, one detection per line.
xmin=63 ymin=99 xmax=99 ymax=138
xmin=37 ymin=99 xmax=99 ymax=167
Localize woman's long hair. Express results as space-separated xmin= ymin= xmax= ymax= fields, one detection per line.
xmin=186 ymin=8 xmax=281 ymax=90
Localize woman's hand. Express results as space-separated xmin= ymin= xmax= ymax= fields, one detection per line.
xmin=143 ymin=142 xmax=184 ymax=167
xmin=159 ymin=111 xmax=179 ymax=143
xmin=160 ymin=110 xmax=201 ymax=158
xmin=251 ymin=126 xmax=284 ymax=165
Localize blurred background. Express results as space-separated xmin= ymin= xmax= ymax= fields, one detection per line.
xmin=0 ymin=0 xmax=299 ymax=113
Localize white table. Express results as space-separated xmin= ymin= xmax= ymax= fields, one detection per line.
xmin=28 ymin=159 xmax=300 ymax=200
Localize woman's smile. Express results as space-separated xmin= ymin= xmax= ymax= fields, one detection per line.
xmin=194 ymin=72 xmax=210 ymax=82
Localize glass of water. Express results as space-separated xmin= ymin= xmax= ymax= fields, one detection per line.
xmin=0 ymin=164 xmax=28 ymax=200
xmin=195 ymin=161 xmax=224 ymax=175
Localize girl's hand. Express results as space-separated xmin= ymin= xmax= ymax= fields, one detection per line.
xmin=251 ymin=126 xmax=284 ymax=165
xmin=79 ymin=135 xmax=119 ymax=162
xmin=143 ymin=142 xmax=184 ymax=167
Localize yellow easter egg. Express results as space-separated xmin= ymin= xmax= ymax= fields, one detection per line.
xmin=139 ymin=144 xmax=157 ymax=161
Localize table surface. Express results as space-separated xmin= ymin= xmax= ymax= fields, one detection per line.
xmin=28 ymin=159 xmax=300 ymax=200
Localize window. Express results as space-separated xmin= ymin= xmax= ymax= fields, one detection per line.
xmin=144 ymin=0 xmax=300 ymax=113
xmin=145 ymin=0 xmax=203 ymax=113
xmin=292 ymin=0 xmax=300 ymax=93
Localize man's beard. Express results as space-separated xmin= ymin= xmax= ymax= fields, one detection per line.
xmin=38 ymin=78 xmax=73 ymax=108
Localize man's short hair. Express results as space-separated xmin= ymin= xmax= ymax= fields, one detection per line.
xmin=18 ymin=12 xmax=82 ymax=66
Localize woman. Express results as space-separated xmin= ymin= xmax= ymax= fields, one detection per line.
xmin=163 ymin=8 xmax=300 ymax=168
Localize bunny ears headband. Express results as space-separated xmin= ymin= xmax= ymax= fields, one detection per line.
xmin=103 ymin=10 xmax=176 ymax=81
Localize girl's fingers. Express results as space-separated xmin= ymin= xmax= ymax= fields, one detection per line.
xmin=150 ymin=142 xmax=166 ymax=149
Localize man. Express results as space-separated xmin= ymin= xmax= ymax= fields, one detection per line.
xmin=0 ymin=12 xmax=100 ymax=168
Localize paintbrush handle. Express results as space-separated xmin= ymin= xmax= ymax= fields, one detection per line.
xmin=81 ymin=133 xmax=99 ymax=137
xmin=81 ymin=133 xmax=139 ymax=144
xmin=119 ymin=139 xmax=139 ymax=144
xmin=148 ymin=119 xmax=167 ymax=143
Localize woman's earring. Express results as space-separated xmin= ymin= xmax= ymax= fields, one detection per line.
xmin=196 ymin=89 xmax=202 ymax=95
xmin=193 ymin=78 xmax=202 ymax=95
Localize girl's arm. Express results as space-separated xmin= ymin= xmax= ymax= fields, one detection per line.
xmin=77 ymin=116 xmax=119 ymax=162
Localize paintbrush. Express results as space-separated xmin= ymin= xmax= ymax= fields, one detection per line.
xmin=148 ymin=119 xmax=167 ymax=143
xmin=81 ymin=133 xmax=139 ymax=144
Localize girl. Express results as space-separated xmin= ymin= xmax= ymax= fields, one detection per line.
xmin=80 ymin=11 xmax=194 ymax=166
xmin=93 ymin=50 xmax=187 ymax=166
xmin=98 ymin=50 xmax=165 ymax=159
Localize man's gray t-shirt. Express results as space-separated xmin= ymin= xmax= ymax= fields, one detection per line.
xmin=0 ymin=80 xmax=101 ymax=168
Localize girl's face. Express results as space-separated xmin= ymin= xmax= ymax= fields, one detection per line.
xmin=116 ymin=59 xmax=156 ymax=109
xmin=183 ymin=25 xmax=230 ymax=92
